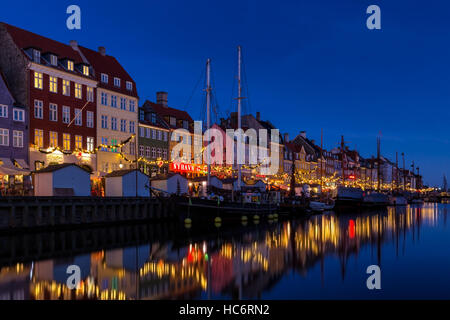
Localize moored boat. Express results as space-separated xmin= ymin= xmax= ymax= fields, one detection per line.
xmin=363 ymin=191 xmax=389 ymax=207
xmin=389 ymin=195 xmax=408 ymax=206
xmin=334 ymin=186 xmax=364 ymax=210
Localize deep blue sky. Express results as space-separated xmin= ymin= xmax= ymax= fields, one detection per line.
xmin=1 ymin=0 xmax=449 ymax=186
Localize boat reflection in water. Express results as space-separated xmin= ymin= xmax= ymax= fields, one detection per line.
xmin=0 ymin=204 xmax=448 ymax=300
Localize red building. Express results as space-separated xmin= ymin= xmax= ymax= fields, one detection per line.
xmin=0 ymin=23 xmax=98 ymax=171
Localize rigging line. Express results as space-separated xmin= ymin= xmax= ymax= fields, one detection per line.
xmin=185 ymin=65 xmax=206 ymax=110
xmin=67 ymin=101 xmax=89 ymax=128
xmin=241 ymin=53 xmax=252 ymax=116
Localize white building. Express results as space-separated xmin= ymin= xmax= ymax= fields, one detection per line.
xmin=33 ymin=163 xmax=91 ymax=196
xmin=150 ymin=173 xmax=188 ymax=195
xmin=104 ymin=169 xmax=149 ymax=197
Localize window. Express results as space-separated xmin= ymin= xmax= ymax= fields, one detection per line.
xmin=49 ymin=104 xmax=57 ymax=121
xmin=83 ymin=65 xmax=89 ymax=76
xmin=49 ymin=76 xmax=58 ymax=93
xmin=170 ymin=117 xmax=176 ymax=126
xmin=111 ymin=117 xmax=117 ymax=130
xmin=101 ymin=115 xmax=108 ymax=129
xmin=0 ymin=129 xmax=9 ymax=146
xmin=87 ymin=111 xmax=94 ymax=128
xmin=151 ymin=147 xmax=156 ymax=158
xmin=12 ymin=130 xmax=23 ymax=148
xmin=101 ymin=92 xmax=108 ymax=105
xmin=0 ymin=105 xmax=7 ymax=118
xmin=126 ymin=81 xmax=133 ymax=91
xmin=139 ymin=109 xmax=144 ymax=121
xmin=120 ymin=119 xmax=126 ymax=132
xmin=183 ymin=120 xmax=188 ymax=129
xmin=145 ymin=128 xmax=150 ymax=138
xmin=75 ymin=135 xmax=83 ymax=149
xmin=74 ymin=108 xmax=82 ymax=126
xmin=62 ymin=106 xmax=70 ymax=124
xmin=63 ymin=133 xmax=71 ymax=150
xmin=151 ymin=113 xmax=156 ymax=124
xmin=87 ymin=137 xmax=94 ymax=152
xmin=129 ymin=100 xmax=135 ymax=112
xmin=163 ymin=149 xmax=167 ymax=160
xmin=111 ymin=95 xmax=117 ymax=107
xmin=13 ymin=108 xmax=24 ymax=122
xmin=152 ymin=129 xmax=156 ymax=140
xmin=157 ymin=130 xmax=162 ymax=140
xmin=67 ymin=60 xmax=74 ymax=71
xmin=111 ymin=139 xmax=118 ymax=153
xmin=139 ymin=145 xmax=144 ymax=157
xmin=129 ymin=121 xmax=135 ymax=134
xmin=129 ymin=142 xmax=135 ymax=155
xmin=51 ymin=55 xmax=57 ymax=66
xmin=157 ymin=148 xmax=162 ymax=159
xmin=101 ymin=137 xmax=108 ymax=151
xmin=114 ymin=78 xmax=121 ymax=87
xmin=49 ymin=131 xmax=58 ymax=147
xmin=163 ymin=131 xmax=168 ymax=141
xmin=33 ymin=50 xmax=40 ymax=63
xmin=101 ymin=73 xmax=108 ymax=83
xmin=145 ymin=147 xmax=151 ymax=158
xmin=139 ymin=126 xmax=145 ymax=138
xmin=75 ymin=83 xmax=82 ymax=99
xmin=87 ymin=87 xmax=94 ymax=102
xmin=34 ymin=129 xmax=43 ymax=148
xmin=63 ymin=80 xmax=70 ymax=96
xmin=120 ymin=98 xmax=127 ymax=110
xmin=34 ymin=72 xmax=43 ymax=89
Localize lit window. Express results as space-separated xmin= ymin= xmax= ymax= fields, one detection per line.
xmin=114 ymin=77 xmax=121 ymax=87
xmin=63 ymin=80 xmax=70 ymax=96
xmin=49 ymin=104 xmax=58 ymax=122
xmin=74 ymin=108 xmax=82 ymax=126
xmin=34 ymin=129 xmax=43 ymax=148
xmin=101 ymin=137 xmax=108 ymax=151
xmin=13 ymin=108 xmax=24 ymax=122
xmin=87 ymin=137 xmax=94 ymax=152
xmin=62 ymin=106 xmax=70 ymax=124
xmin=0 ymin=129 xmax=9 ymax=146
xmin=67 ymin=60 xmax=74 ymax=71
xmin=101 ymin=73 xmax=108 ymax=83
xmin=63 ymin=133 xmax=71 ymax=150
xmin=49 ymin=131 xmax=58 ymax=147
xmin=49 ymin=76 xmax=58 ymax=93
xmin=13 ymin=130 xmax=23 ymax=148
xmin=75 ymin=135 xmax=83 ymax=150
xmin=0 ymin=105 xmax=7 ymax=118
xmin=83 ymin=65 xmax=89 ymax=76
xmin=33 ymin=50 xmax=40 ymax=63
xmin=87 ymin=111 xmax=94 ymax=128
xmin=87 ymin=87 xmax=94 ymax=102
xmin=75 ymin=83 xmax=82 ymax=99
xmin=111 ymin=139 xmax=118 ymax=153
xmin=34 ymin=72 xmax=43 ymax=89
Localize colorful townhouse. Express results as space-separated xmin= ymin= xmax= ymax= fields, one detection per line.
xmin=0 ymin=23 xmax=98 ymax=172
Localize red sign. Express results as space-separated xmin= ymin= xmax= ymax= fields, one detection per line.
xmin=348 ymin=175 xmax=356 ymax=180
xmin=170 ymin=162 xmax=204 ymax=174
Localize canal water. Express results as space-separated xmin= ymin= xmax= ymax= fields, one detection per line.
xmin=0 ymin=203 xmax=448 ymax=300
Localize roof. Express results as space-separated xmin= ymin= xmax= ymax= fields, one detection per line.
xmin=104 ymin=169 xmax=148 ymax=178
xmin=79 ymin=46 xmax=138 ymax=98
xmin=220 ymin=178 xmax=237 ymax=184
xmin=189 ymin=176 xmax=221 ymax=182
xmin=150 ymin=173 xmax=185 ymax=181
xmin=143 ymin=100 xmax=193 ymax=129
xmin=33 ymin=163 xmax=91 ymax=174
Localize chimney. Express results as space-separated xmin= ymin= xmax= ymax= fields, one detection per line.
xmin=70 ymin=40 xmax=78 ymax=49
xmin=256 ymin=111 xmax=261 ymax=121
xmin=284 ymin=133 xmax=289 ymax=143
xmin=98 ymin=46 xmax=106 ymax=56
xmin=300 ymin=131 xmax=306 ymax=139
xmin=156 ymin=91 xmax=168 ymax=107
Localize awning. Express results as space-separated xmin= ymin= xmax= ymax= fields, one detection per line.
xmin=0 ymin=158 xmax=30 ymax=176
xmin=14 ymin=159 xmax=29 ymax=169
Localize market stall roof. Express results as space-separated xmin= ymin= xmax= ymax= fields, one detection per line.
xmin=0 ymin=158 xmax=30 ymax=175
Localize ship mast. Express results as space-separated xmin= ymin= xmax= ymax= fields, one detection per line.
xmin=206 ymin=59 xmax=211 ymax=190
xmin=237 ymin=46 xmax=242 ymax=191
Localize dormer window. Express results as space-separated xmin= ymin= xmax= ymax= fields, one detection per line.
xmin=67 ymin=60 xmax=74 ymax=71
xmin=183 ymin=120 xmax=188 ymax=129
xmin=170 ymin=117 xmax=176 ymax=126
xmin=114 ymin=77 xmax=121 ymax=87
xmin=126 ymin=81 xmax=133 ymax=91
xmin=50 ymin=55 xmax=58 ymax=66
xmin=151 ymin=113 xmax=156 ymax=124
xmin=83 ymin=65 xmax=89 ymax=76
xmin=101 ymin=73 xmax=108 ymax=83
xmin=33 ymin=49 xmax=41 ymax=63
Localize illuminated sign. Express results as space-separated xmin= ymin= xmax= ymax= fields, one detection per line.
xmin=170 ymin=162 xmax=205 ymax=174
xmin=348 ymin=175 xmax=356 ymax=180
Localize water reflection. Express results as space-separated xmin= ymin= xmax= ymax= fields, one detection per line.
xmin=0 ymin=203 xmax=448 ymax=300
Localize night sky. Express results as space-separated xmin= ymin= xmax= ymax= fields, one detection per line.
xmin=1 ymin=0 xmax=449 ymax=186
